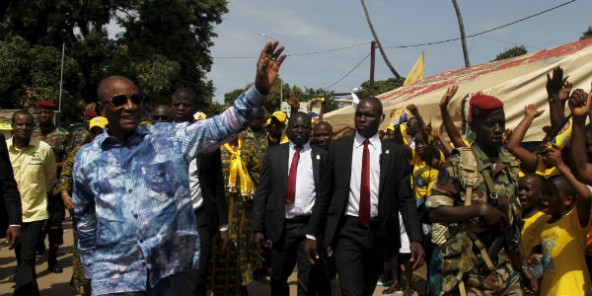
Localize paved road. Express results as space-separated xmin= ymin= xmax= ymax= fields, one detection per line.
xmin=0 ymin=217 xmax=425 ymax=295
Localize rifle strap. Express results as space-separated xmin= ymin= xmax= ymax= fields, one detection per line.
xmin=458 ymin=147 xmax=480 ymax=206
xmin=467 ymin=231 xmax=495 ymax=270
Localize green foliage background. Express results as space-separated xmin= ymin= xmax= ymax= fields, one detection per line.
xmin=0 ymin=0 xmax=228 ymax=124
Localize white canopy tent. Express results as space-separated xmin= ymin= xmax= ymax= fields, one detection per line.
xmin=324 ymin=38 xmax=592 ymax=142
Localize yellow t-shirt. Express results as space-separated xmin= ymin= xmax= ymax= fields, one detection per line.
xmin=410 ymin=156 xmax=439 ymax=204
xmin=539 ymin=207 xmax=591 ymax=295
xmin=521 ymin=211 xmax=549 ymax=258
xmin=7 ymin=138 xmax=56 ymax=223
xmin=518 ymin=156 xmax=560 ymax=179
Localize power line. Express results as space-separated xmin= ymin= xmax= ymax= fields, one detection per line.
xmin=213 ymin=0 xmax=577 ymax=59
xmin=213 ymin=42 xmax=368 ymax=59
xmin=324 ymin=53 xmax=371 ymax=89
xmin=384 ymin=0 xmax=577 ymax=49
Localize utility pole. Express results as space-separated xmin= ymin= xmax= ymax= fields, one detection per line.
xmin=370 ymin=41 xmax=376 ymax=97
xmin=360 ymin=0 xmax=401 ymax=79
xmin=451 ymin=0 xmax=470 ymax=67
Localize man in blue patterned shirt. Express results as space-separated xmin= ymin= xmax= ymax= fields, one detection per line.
xmin=72 ymin=41 xmax=286 ymax=295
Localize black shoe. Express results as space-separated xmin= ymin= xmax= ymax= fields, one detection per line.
xmin=48 ymin=263 xmax=63 ymax=273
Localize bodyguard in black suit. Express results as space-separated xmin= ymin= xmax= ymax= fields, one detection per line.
xmin=254 ymin=112 xmax=331 ymax=296
xmin=0 ymin=132 xmax=21 ymax=247
xmin=324 ymin=98 xmax=425 ymax=296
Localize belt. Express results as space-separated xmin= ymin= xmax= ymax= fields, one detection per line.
xmin=286 ymin=215 xmax=311 ymax=224
xmin=344 ymin=215 xmax=372 ymax=229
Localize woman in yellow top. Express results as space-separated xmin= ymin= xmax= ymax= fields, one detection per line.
xmin=209 ymin=132 xmax=261 ymax=295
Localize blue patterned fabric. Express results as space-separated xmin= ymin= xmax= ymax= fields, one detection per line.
xmin=72 ymin=86 xmax=265 ymax=295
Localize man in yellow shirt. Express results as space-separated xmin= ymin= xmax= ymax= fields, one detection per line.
xmin=7 ymin=110 xmax=56 ymax=296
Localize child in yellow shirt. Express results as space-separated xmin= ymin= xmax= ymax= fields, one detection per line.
xmin=519 ymin=174 xmax=548 ymax=259
xmin=529 ymin=174 xmax=592 ymax=295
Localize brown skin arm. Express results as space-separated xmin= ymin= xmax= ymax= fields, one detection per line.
xmin=439 ymin=86 xmax=467 ymax=148
xmin=546 ymin=67 xmax=568 ymax=128
xmin=407 ymin=104 xmax=430 ymax=144
xmin=429 ymin=204 xmax=506 ymax=226
xmin=506 ymin=105 xmax=544 ymax=173
xmin=568 ymin=88 xmax=592 ymax=184
xmin=394 ymin=126 xmax=413 ymax=160
xmin=434 ymin=124 xmax=453 ymax=157
xmin=546 ymin=145 xmax=592 ymax=227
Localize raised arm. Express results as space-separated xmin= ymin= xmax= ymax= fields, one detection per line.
xmin=506 ymin=105 xmax=544 ymax=173
xmin=439 ymin=86 xmax=467 ymax=148
xmin=183 ymin=41 xmax=286 ymax=159
xmin=569 ymin=88 xmax=592 ymax=184
xmin=407 ymin=104 xmax=429 ymax=143
xmin=546 ymin=67 xmax=571 ymax=128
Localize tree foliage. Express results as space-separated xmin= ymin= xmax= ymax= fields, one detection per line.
xmin=0 ymin=0 xmax=228 ymax=124
xmin=580 ymin=26 xmax=592 ymax=40
xmin=355 ymin=78 xmax=404 ymax=99
xmin=491 ymin=45 xmax=527 ymax=62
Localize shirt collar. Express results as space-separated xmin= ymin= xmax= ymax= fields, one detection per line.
xmin=289 ymin=141 xmax=310 ymax=151
xmin=7 ymin=137 xmax=39 ymax=150
xmin=98 ymin=124 xmax=151 ymax=148
xmin=354 ymin=131 xmax=380 ymax=149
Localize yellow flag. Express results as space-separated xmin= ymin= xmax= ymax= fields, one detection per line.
xmin=403 ymin=52 xmax=424 ymax=86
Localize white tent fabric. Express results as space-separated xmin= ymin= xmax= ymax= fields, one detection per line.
xmin=324 ymin=38 xmax=592 ymax=142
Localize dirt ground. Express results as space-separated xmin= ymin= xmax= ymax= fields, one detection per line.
xmin=0 ymin=217 xmax=426 ymax=296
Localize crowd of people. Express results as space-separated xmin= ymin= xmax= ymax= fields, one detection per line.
xmin=2 ymin=41 xmax=592 ymax=296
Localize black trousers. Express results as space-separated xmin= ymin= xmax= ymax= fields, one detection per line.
xmin=14 ymin=220 xmax=45 ymax=296
xmin=193 ymin=207 xmax=212 ymax=296
xmin=270 ymin=218 xmax=315 ymax=296
xmin=333 ymin=216 xmax=383 ymax=296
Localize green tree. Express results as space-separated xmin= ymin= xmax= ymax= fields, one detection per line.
xmin=580 ymin=26 xmax=592 ymax=40
xmin=0 ymin=0 xmax=228 ymax=125
xmin=119 ymin=0 xmax=228 ymax=109
xmin=224 ymin=87 xmax=249 ymax=106
xmin=491 ymin=45 xmax=527 ymax=62
xmin=355 ymin=77 xmax=404 ymax=99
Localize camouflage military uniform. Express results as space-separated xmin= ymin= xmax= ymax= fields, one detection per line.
xmin=35 ymin=125 xmax=70 ymax=254
xmin=426 ymin=145 xmax=523 ymax=295
xmin=66 ymin=123 xmax=90 ymax=152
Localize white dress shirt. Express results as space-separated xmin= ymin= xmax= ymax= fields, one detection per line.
xmin=189 ymin=156 xmax=227 ymax=231
xmin=285 ymin=141 xmax=317 ymax=219
xmin=345 ymin=132 xmax=381 ymax=219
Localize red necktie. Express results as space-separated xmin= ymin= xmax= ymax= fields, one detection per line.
xmin=359 ymin=139 xmax=371 ymax=226
xmin=285 ymin=146 xmax=301 ymax=205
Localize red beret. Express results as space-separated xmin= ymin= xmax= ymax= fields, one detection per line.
xmin=468 ymin=93 xmax=503 ymax=122
xmin=83 ymin=110 xmax=98 ymax=117
xmin=36 ymin=100 xmax=56 ymax=109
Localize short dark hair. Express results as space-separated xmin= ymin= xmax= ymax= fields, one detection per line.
xmin=11 ymin=110 xmax=34 ymax=125
xmin=359 ymin=97 xmax=383 ymax=115
xmin=172 ymin=87 xmax=198 ymax=104
xmin=289 ymin=112 xmax=311 ymax=126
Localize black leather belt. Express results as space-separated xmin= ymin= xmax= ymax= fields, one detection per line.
xmin=287 ymin=215 xmax=311 ymax=224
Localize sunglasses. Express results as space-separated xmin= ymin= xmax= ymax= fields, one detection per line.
xmin=153 ymin=115 xmax=169 ymax=121
xmin=104 ymin=94 xmax=145 ymax=107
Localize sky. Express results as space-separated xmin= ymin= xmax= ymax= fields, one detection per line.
xmin=206 ymin=0 xmax=592 ymax=103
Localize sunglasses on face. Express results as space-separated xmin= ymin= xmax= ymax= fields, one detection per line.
xmin=153 ymin=115 xmax=168 ymax=121
xmin=104 ymin=94 xmax=145 ymax=107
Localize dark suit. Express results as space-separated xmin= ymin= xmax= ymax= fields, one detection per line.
xmin=253 ymin=142 xmax=331 ymax=296
xmin=324 ymin=135 xmax=421 ymax=296
xmin=192 ymin=149 xmax=228 ymax=296
xmin=0 ymin=133 xmax=21 ymax=238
